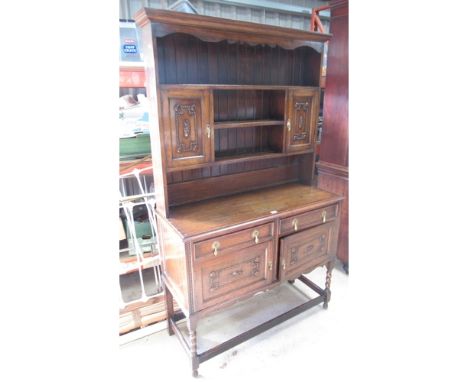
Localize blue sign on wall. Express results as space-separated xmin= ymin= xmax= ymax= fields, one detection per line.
xmin=123 ymin=40 xmax=138 ymax=54
xmin=120 ymin=23 xmax=142 ymax=62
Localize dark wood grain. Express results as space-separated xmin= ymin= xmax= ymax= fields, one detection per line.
xmin=192 ymin=240 xmax=275 ymax=311
xmin=168 ymin=165 xmax=300 ymax=208
xmin=317 ymin=162 xmax=348 ymax=270
xmin=286 ymin=88 xmax=320 ymax=153
xmin=160 ymin=88 xmax=212 ymax=169
xmin=155 ymin=33 xmax=322 ymax=86
xmin=167 ymin=182 xmax=342 ymax=239
xmin=320 ymin=5 xmax=348 ymax=167
xmin=164 ymin=149 xmax=311 ymax=173
xmin=157 ymin=217 xmax=190 ymax=313
xmin=279 ymin=203 xmax=339 ymax=236
xmin=316 ymin=0 xmax=349 ymax=269
xmin=137 ymin=9 xmax=343 ymax=376
xmin=214 ymin=119 xmax=284 ymax=129
xmin=138 ymin=22 xmax=169 ymax=217
xmin=279 ymin=222 xmax=335 ymax=280
xmin=134 ymin=8 xmax=330 ymax=50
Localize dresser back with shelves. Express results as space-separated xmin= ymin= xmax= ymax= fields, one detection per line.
xmin=136 ymin=8 xmax=330 ymax=216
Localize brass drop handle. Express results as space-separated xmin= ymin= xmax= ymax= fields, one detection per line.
xmin=252 ymin=230 xmax=260 ymax=244
xmin=292 ymin=218 xmax=298 ymax=231
xmin=206 ymin=124 xmax=211 ymax=138
xmin=321 ymin=210 xmax=327 ymax=223
xmin=268 ymin=261 xmax=273 ymax=271
xmin=282 ymin=259 xmax=286 ymax=270
xmin=287 ymin=118 xmax=291 ymax=131
xmin=212 ymin=241 xmax=220 ymax=256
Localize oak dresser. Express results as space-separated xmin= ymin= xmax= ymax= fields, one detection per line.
xmin=135 ymin=8 xmax=343 ymax=377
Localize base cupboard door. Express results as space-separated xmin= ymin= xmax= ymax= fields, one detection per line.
xmin=193 ymin=240 xmax=275 ymax=311
xmin=280 ymin=222 xmax=335 ymax=280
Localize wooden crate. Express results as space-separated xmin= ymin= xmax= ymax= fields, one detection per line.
xmin=119 ymin=293 xmax=179 ymax=335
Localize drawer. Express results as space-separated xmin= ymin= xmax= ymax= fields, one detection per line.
xmin=193 ymin=240 xmax=275 ymax=311
xmin=279 ymin=203 xmax=338 ymax=235
xmin=279 ymin=222 xmax=335 ymax=280
xmin=194 ymin=222 xmax=274 ymax=260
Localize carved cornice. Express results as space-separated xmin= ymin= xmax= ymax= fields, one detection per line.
xmin=134 ymin=8 xmax=331 ymax=50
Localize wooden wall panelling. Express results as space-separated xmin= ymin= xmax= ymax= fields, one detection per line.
xmin=317 ymin=0 xmax=349 ymax=271
xmin=317 ymin=165 xmax=348 ymax=272
xmin=168 ymin=165 xmax=300 ymax=207
xmin=319 ymin=14 xmax=348 ymax=167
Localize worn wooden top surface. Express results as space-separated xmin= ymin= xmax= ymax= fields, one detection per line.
xmin=165 ymin=183 xmax=342 ymax=239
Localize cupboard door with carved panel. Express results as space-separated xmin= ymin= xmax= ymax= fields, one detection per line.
xmin=279 ymin=222 xmax=334 ymax=281
xmin=160 ymin=89 xmax=212 ymax=169
xmin=192 ymin=240 xmax=275 ymax=311
xmin=285 ymin=88 xmax=320 ymax=153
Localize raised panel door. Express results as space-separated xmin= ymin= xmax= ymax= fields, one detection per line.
xmin=279 ymin=222 xmax=335 ymax=280
xmin=286 ymin=88 xmax=320 ymax=153
xmin=192 ymin=240 xmax=275 ymax=311
xmin=160 ymin=89 xmax=212 ymax=168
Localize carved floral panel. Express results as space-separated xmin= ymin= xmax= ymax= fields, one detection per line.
xmin=291 ymin=97 xmax=312 ymax=144
xmin=168 ymin=97 xmax=204 ymax=160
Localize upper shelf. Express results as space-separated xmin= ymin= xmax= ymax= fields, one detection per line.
xmin=134 ymin=8 xmax=331 ymax=50
xmin=159 ymin=84 xmax=319 ymax=91
xmin=214 ymin=119 xmax=284 ymax=129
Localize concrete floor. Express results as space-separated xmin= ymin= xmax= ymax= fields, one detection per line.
xmin=119 ymin=264 xmax=349 ymax=381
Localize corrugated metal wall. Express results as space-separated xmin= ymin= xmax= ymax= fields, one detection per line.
xmin=120 ymin=0 xmax=330 ymax=32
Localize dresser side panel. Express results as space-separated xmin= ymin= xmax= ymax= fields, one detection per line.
xmin=158 ymin=217 xmax=190 ymax=312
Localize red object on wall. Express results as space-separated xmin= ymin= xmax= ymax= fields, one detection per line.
xmin=310 ymin=5 xmax=330 ymax=33
xmin=316 ymin=0 xmax=349 ymax=272
xmin=120 ymin=66 xmax=146 ymax=88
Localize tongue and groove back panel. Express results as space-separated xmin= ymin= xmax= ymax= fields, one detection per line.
xmin=146 ymin=18 xmax=324 ymax=208
xmin=156 ymin=33 xmax=321 ymax=86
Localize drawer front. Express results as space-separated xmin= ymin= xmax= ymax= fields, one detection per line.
xmin=280 ymin=203 xmax=338 ymax=235
xmin=193 ymin=240 xmax=275 ymax=311
xmin=194 ymin=222 xmax=274 ymax=260
xmin=280 ymin=222 xmax=335 ymax=280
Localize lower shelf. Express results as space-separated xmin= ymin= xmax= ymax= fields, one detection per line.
xmin=214 ymin=150 xmax=280 ymax=163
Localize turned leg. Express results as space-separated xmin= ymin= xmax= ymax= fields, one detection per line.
xmin=323 ymin=260 xmax=335 ymax=309
xmin=164 ymin=284 xmax=174 ymax=336
xmin=187 ymin=317 xmax=199 ymax=377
